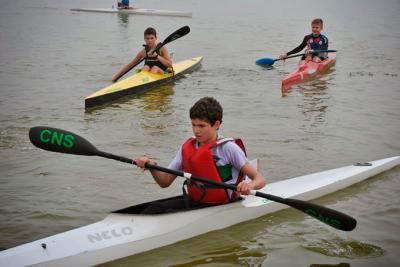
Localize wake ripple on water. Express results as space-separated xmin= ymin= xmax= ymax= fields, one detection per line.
xmin=302 ymin=238 xmax=385 ymax=259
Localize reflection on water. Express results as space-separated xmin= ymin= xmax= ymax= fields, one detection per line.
xmin=138 ymin=84 xmax=175 ymax=112
xmin=117 ymin=12 xmax=129 ymax=24
xmin=136 ymin=85 xmax=176 ymax=137
xmin=83 ymin=84 xmax=175 ymax=138
xmin=298 ymin=79 xmax=329 ymax=133
xmin=256 ymin=64 xmax=274 ymax=71
xmin=297 ymin=70 xmax=336 ymax=133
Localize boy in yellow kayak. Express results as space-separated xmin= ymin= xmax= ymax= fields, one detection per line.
xmin=134 ymin=97 xmax=266 ymax=211
xmin=279 ymin=18 xmax=329 ymax=63
xmin=112 ymin=27 xmax=172 ymax=81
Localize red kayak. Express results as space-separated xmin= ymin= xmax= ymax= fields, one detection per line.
xmin=281 ymin=52 xmax=336 ymax=95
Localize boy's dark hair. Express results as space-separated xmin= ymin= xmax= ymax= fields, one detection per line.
xmin=311 ymin=18 xmax=323 ymax=27
xmin=190 ymin=97 xmax=223 ymax=126
xmin=144 ymin=27 xmax=157 ymax=37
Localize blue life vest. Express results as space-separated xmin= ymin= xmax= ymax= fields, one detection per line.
xmin=306 ymin=33 xmax=328 ymax=50
xmin=306 ymin=34 xmax=328 ymax=59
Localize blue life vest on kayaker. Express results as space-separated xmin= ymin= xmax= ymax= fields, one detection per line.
xmin=143 ymin=43 xmax=168 ymax=71
xmin=182 ymin=137 xmax=246 ymax=205
xmin=306 ymin=33 xmax=328 ymax=50
xmin=118 ymin=0 xmax=129 ymax=8
xmin=307 ymin=33 xmax=328 ymax=59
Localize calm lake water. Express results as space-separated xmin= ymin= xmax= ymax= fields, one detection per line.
xmin=0 ymin=0 xmax=399 ymax=266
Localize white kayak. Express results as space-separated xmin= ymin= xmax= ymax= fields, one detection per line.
xmin=0 ymin=156 xmax=399 ymax=267
xmin=70 ymin=7 xmax=192 ymax=18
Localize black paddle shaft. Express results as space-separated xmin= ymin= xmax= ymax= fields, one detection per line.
xmin=96 ymin=150 xmax=230 ymax=189
xmin=278 ymin=49 xmax=338 ymax=62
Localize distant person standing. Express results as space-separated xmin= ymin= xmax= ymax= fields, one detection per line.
xmin=117 ymin=0 xmax=133 ymax=9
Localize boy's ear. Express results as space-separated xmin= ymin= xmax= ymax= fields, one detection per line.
xmin=214 ymin=120 xmax=221 ymax=130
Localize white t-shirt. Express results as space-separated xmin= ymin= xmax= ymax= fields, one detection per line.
xmin=168 ymin=138 xmax=249 ymax=184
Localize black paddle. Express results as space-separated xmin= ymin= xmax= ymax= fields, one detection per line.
xmin=113 ymin=25 xmax=190 ymax=82
xmin=29 ymin=126 xmax=357 ymax=231
xmin=256 ymin=49 xmax=337 ymax=66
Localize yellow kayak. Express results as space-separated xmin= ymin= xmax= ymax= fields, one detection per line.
xmin=85 ymin=56 xmax=203 ymax=108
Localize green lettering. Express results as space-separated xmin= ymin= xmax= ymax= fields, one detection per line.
xmin=305 ymin=208 xmax=317 ymax=217
xmin=40 ymin=129 xmax=52 ymax=143
xmin=329 ymin=219 xmax=341 ymax=228
xmin=306 ymin=208 xmax=342 ymax=229
xmin=63 ymin=134 xmax=75 ymax=148
xmin=51 ymin=132 xmax=64 ymax=146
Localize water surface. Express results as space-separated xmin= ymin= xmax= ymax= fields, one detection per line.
xmin=0 ymin=0 xmax=399 ymax=266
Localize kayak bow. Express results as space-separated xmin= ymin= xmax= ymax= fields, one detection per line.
xmin=85 ymin=56 xmax=203 ymax=108
xmin=0 ymin=156 xmax=398 ymax=267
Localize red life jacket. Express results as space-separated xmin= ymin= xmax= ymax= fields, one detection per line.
xmin=181 ymin=137 xmax=247 ymax=205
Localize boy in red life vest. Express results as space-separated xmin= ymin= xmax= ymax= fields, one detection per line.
xmin=279 ymin=18 xmax=329 ymax=63
xmin=112 ymin=27 xmax=172 ymax=81
xmin=135 ymin=97 xmax=266 ymax=208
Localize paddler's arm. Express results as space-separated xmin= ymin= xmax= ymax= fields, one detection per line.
xmin=236 ymin=162 xmax=266 ymax=195
xmin=112 ymin=49 xmax=145 ymax=82
xmin=134 ymin=156 xmax=177 ymax=188
xmin=279 ymin=36 xmax=308 ymax=59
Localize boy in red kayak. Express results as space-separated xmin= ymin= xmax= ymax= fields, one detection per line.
xmin=134 ymin=97 xmax=266 ymax=211
xmin=279 ymin=18 xmax=329 ymax=63
xmin=112 ymin=27 xmax=172 ymax=81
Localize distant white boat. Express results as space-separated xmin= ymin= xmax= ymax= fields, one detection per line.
xmin=70 ymin=7 xmax=192 ymax=17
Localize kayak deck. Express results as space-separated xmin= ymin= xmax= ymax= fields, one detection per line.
xmin=0 ymin=156 xmax=398 ymax=267
xmin=70 ymin=8 xmax=192 ymax=18
xmin=281 ymin=53 xmax=337 ymax=96
xmin=85 ymin=56 xmax=203 ymax=109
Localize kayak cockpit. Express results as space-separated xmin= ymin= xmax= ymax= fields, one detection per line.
xmin=112 ymin=195 xmax=229 ymax=215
